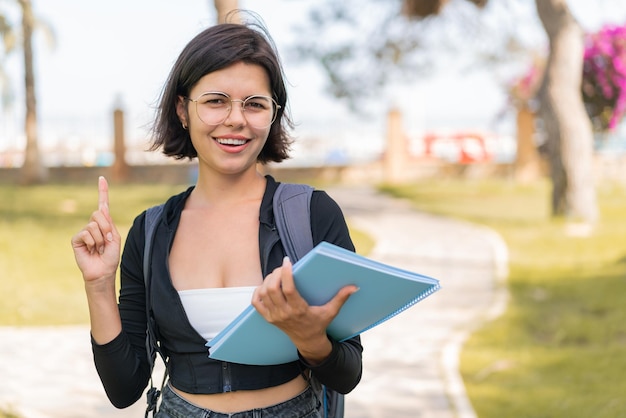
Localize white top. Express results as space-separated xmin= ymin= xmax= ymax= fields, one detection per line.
xmin=178 ymin=286 xmax=257 ymax=341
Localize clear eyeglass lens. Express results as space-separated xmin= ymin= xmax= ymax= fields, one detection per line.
xmin=193 ymin=92 xmax=277 ymax=128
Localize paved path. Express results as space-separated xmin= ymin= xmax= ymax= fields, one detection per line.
xmin=0 ymin=186 xmax=508 ymax=418
xmin=328 ymin=186 xmax=508 ymax=418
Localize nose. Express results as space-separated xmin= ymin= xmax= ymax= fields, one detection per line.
xmin=224 ymin=99 xmax=246 ymax=126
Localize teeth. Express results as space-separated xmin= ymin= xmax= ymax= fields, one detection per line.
xmin=217 ymin=138 xmax=246 ymax=146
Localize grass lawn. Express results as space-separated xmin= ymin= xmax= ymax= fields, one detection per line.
xmin=0 ymin=407 xmax=20 ymax=418
xmin=0 ymin=180 xmax=373 ymax=326
xmin=380 ymin=179 xmax=626 ymax=417
xmin=0 ymin=182 xmax=186 ymax=325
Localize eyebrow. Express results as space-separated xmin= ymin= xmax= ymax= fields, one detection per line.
xmin=195 ymin=91 xmax=273 ymax=99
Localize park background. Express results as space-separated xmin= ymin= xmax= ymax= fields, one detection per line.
xmin=2 ymin=0 xmax=626 ymax=417
xmin=0 ymin=0 xmax=624 ymax=170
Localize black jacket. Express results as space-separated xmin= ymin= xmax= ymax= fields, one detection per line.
xmin=91 ymin=175 xmax=363 ymax=408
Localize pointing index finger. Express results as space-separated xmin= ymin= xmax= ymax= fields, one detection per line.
xmin=98 ymin=176 xmax=109 ymax=214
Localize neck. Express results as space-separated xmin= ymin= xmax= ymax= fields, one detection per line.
xmin=190 ymin=168 xmax=266 ymax=208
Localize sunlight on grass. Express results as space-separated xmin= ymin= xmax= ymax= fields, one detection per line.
xmin=0 ymin=408 xmax=21 ymax=418
xmin=0 ymin=183 xmax=185 ymax=325
xmin=380 ymin=178 xmax=626 ymax=417
xmin=349 ymin=225 xmax=375 ymax=256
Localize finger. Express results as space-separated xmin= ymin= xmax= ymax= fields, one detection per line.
xmin=96 ymin=177 xmax=116 ymax=241
xmin=326 ymin=285 xmax=360 ymax=314
xmin=90 ymin=209 xmax=114 ymax=243
xmin=85 ymin=220 xmax=107 ymax=254
xmin=71 ymin=229 xmax=97 ymax=254
xmin=279 ymin=257 xmax=301 ymax=301
xmin=98 ymin=176 xmax=109 ymax=216
xmin=251 ymin=287 xmax=267 ymax=313
xmin=265 ymin=257 xmax=294 ymax=306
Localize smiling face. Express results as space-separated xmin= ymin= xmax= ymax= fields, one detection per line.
xmin=177 ymin=62 xmax=274 ymax=177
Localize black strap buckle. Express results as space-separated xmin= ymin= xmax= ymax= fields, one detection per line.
xmin=144 ymin=386 xmax=161 ymax=418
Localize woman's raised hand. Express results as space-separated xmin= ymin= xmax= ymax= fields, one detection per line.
xmin=71 ymin=176 xmax=121 ymax=284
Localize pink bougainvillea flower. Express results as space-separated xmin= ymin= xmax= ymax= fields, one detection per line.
xmin=582 ymin=22 xmax=626 ymax=131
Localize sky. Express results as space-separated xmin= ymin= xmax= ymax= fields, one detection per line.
xmin=1 ymin=0 xmax=626 ymax=165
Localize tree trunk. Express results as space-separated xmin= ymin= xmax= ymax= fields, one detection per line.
xmin=535 ymin=0 xmax=597 ymax=223
xmin=18 ymin=0 xmax=48 ymax=185
xmin=213 ymin=0 xmax=240 ymax=24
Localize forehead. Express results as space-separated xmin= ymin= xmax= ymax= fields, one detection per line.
xmin=190 ymin=62 xmax=271 ymax=97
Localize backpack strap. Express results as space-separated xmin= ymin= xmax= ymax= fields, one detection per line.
xmin=272 ymin=183 xmax=344 ymax=418
xmin=143 ymin=204 xmax=167 ymax=418
xmin=272 ymin=183 xmax=314 ymax=261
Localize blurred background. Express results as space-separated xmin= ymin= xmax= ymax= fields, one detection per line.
xmin=2 ymin=1 xmax=626 ymax=417
xmin=1 ymin=0 xmax=625 ymax=178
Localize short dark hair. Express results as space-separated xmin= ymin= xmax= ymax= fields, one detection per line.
xmin=149 ymin=17 xmax=293 ymax=163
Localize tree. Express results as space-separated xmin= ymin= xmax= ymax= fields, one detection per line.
xmin=213 ymin=0 xmax=239 ymax=24
xmin=17 ymin=0 xmax=47 ymax=184
xmin=401 ymin=0 xmax=488 ymax=17
xmin=0 ymin=12 xmax=14 ymax=108
xmin=0 ymin=0 xmax=52 ymax=184
xmin=535 ymin=0 xmax=597 ymax=222
xmin=293 ymin=0 xmax=600 ymax=223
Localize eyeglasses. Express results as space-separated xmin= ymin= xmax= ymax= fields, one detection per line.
xmin=186 ymin=91 xmax=281 ymax=129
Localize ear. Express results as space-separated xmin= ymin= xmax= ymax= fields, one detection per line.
xmin=176 ymin=96 xmax=188 ymax=128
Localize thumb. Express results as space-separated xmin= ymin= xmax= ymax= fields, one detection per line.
xmin=327 ymin=285 xmax=359 ymax=313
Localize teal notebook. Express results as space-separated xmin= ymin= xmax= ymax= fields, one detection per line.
xmin=206 ymin=241 xmax=440 ymax=365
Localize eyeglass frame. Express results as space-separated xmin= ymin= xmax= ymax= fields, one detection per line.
xmin=184 ymin=91 xmax=282 ymax=129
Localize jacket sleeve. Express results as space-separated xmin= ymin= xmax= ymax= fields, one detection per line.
xmin=91 ymin=212 xmax=153 ymax=408
xmin=302 ymin=190 xmax=363 ymax=394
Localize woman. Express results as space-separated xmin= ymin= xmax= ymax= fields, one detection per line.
xmin=71 ymin=15 xmax=362 ymax=418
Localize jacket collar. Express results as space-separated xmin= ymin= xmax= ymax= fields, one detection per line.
xmin=260 ymin=174 xmax=278 ymax=228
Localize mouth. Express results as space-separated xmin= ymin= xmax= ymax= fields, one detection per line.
xmin=215 ymin=137 xmax=249 ymax=147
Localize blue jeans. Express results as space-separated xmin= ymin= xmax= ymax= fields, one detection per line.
xmin=155 ymin=382 xmax=322 ymax=418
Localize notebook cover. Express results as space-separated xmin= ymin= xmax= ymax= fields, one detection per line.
xmin=206 ymin=241 xmax=441 ymax=365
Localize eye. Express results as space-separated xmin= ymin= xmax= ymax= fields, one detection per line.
xmin=244 ymin=96 xmax=272 ymax=112
xmin=197 ymin=93 xmax=229 ymax=107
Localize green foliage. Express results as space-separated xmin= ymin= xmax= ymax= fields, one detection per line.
xmin=380 ymin=179 xmax=626 ymax=417
xmin=291 ymin=0 xmax=541 ymax=111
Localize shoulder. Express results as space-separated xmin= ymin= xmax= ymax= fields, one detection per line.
xmin=311 ymin=189 xmax=343 ymax=217
xmin=310 ymin=189 xmax=354 ymax=251
xmin=263 ymin=175 xmax=345 ymax=222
